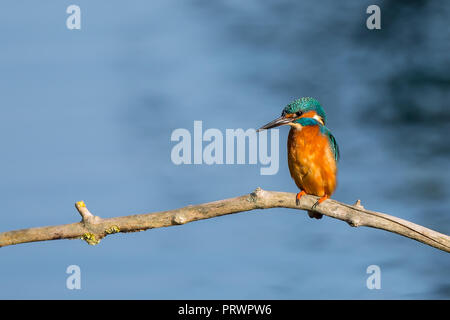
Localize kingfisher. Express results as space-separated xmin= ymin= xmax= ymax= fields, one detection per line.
xmin=257 ymin=97 xmax=339 ymax=219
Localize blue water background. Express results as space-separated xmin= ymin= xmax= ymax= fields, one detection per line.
xmin=0 ymin=0 xmax=449 ymax=299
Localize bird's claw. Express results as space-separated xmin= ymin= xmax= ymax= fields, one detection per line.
xmin=311 ymin=201 xmax=319 ymax=210
xmin=295 ymin=191 xmax=306 ymax=206
xmin=311 ymin=195 xmax=329 ymax=210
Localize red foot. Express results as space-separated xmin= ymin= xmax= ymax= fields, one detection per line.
xmin=296 ymin=191 xmax=306 ymax=206
xmin=312 ymin=195 xmax=329 ymax=209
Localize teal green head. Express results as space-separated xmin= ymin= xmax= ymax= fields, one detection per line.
xmin=257 ymin=97 xmax=327 ymax=131
xmin=257 ymin=97 xmax=339 ymax=161
xmin=282 ymin=97 xmax=326 ymax=124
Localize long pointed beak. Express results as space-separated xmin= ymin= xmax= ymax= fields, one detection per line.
xmin=257 ymin=116 xmax=294 ymax=132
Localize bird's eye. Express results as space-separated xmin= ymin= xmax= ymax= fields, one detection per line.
xmin=295 ymin=111 xmax=303 ymax=117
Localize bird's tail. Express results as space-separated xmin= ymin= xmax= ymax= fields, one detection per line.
xmin=308 ymin=210 xmax=323 ymax=219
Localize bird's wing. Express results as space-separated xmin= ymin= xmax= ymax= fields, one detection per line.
xmin=320 ymin=126 xmax=340 ymax=162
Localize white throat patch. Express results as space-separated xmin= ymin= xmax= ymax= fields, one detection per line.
xmin=288 ymin=122 xmax=303 ymax=130
xmin=313 ymin=114 xmax=325 ymax=125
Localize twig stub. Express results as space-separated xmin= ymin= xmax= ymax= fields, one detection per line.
xmin=0 ymin=189 xmax=448 ymax=253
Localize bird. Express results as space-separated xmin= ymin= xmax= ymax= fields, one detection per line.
xmin=257 ymin=97 xmax=340 ymax=219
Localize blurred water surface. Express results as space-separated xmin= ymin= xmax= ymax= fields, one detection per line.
xmin=0 ymin=0 xmax=449 ymax=299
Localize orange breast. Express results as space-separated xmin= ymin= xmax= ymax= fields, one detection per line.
xmin=287 ymin=125 xmax=337 ymax=197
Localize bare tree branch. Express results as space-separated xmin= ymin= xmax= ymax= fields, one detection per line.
xmin=0 ymin=188 xmax=449 ymax=252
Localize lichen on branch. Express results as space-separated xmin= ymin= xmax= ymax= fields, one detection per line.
xmin=0 ymin=188 xmax=449 ymax=253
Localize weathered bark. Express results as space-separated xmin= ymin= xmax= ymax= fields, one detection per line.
xmin=0 ymin=188 xmax=449 ymax=252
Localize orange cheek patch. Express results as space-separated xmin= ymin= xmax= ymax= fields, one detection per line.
xmin=299 ymin=111 xmax=318 ymax=119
